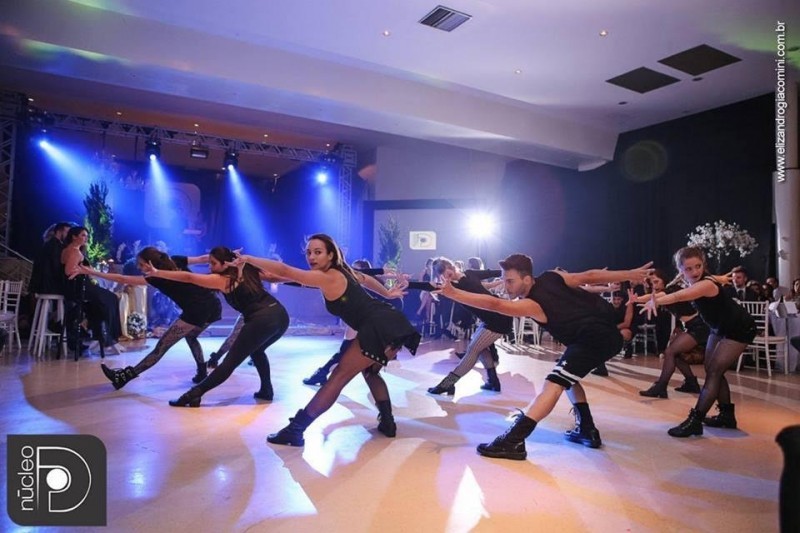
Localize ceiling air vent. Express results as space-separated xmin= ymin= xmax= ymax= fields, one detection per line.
xmin=419 ymin=6 xmax=471 ymax=32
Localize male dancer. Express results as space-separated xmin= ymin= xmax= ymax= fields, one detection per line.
xmin=440 ymin=253 xmax=650 ymax=460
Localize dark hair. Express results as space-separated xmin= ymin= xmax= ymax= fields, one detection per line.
xmin=65 ymin=226 xmax=88 ymax=245
xmin=499 ymin=253 xmax=533 ymax=278
xmin=611 ymin=291 xmax=623 ymax=299
xmin=467 ymin=256 xmax=484 ymax=270
xmin=673 ymin=246 xmax=706 ymax=271
xmin=137 ymin=246 xmax=177 ymax=271
xmin=650 ymin=268 xmax=668 ymax=284
xmin=353 ymin=258 xmax=372 ymax=270
xmin=306 ymin=233 xmax=357 ymax=278
xmin=210 ymin=245 xmax=262 ymax=292
xmin=54 ymin=222 xmax=73 ymax=233
xmin=731 ymin=266 xmax=748 ymax=277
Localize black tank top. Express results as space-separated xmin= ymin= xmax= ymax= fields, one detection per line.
xmin=691 ymin=276 xmax=755 ymax=335
xmin=527 ymin=271 xmax=616 ymax=344
xmin=325 ymin=267 xmax=388 ymax=330
xmin=663 ymin=284 xmax=697 ymax=318
xmin=453 ymin=271 xmax=512 ymax=334
xmin=223 ymin=269 xmax=278 ymax=319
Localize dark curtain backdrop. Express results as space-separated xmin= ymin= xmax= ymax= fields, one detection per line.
xmin=499 ymin=93 xmax=777 ymax=280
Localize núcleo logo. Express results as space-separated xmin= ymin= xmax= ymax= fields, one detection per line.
xmin=8 ymin=435 xmax=106 ymax=526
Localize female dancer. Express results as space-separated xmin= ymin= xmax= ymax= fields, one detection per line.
xmin=239 ymin=234 xmax=419 ymax=446
xmin=302 ymin=259 xmax=380 ymax=386
xmin=75 ymin=247 xmax=222 ymax=389
xmin=61 ymin=226 xmax=123 ymax=350
xmin=426 ymin=257 xmax=512 ymax=394
xmin=636 ymin=269 xmax=707 ymax=398
xmin=143 ymin=246 xmax=289 ymax=406
xmin=642 ymin=247 xmax=756 ymax=437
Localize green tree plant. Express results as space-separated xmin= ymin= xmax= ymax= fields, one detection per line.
xmin=83 ymin=181 xmax=114 ymax=264
xmin=378 ymin=216 xmax=402 ymax=269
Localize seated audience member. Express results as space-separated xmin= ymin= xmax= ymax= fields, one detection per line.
xmin=723 ymin=266 xmax=758 ymax=301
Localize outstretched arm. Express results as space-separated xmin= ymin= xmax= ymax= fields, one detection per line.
xmin=74 ymin=265 xmax=147 ymax=286
xmin=641 ymin=279 xmax=718 ymax=318
xmin=354 ymin=270 xmax=406 ymax=299
xmin=558 ymin=262 xmax=652 ymax=288
xmin=185 ymin=254 xmax=210 ymax=265
xmin=240 ymin=255 xmax=333 ymax=290
xmin=143 ymin=263 xmax=228 ymax=291
xmin=439 ymin=280 xmax=545 ymax=320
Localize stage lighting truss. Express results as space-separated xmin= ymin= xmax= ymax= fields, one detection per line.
xmin=190 ymin=144 xmax=209 ymax=159
xmin=145 ymin=138 xmax=161 ymax=161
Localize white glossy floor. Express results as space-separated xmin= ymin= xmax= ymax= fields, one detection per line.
xmin=2 ymin=335 xmax=798 ymax=532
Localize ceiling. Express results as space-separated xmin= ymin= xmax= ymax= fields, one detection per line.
xmin=0 ymin=0 xmax=798 ymax=175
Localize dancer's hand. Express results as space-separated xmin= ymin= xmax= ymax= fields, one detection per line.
xmin=628 ymin=262 xmax=654 ymax=284
xmin=386 ymin=286 xmax=407 ymax=299
xmin=436 ymin=278 xmax=455 ymax=297
xmin=141 ymin=261 xmax=158 ymax=277
xmin=639 ymin=293 xmax=658 ymax=319
xmin=712 ymin=271 xmax=733 ymax=286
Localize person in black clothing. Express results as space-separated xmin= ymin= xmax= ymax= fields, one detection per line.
xmin=426 ymin=257 xmax=511 ymax=395
xmin=61 ymin=226 xmax=122 ymax=349
xmin=29 ymin=221 xmax=72 ymax=296
xmin=642 ymin=247 xmax=757 ymax=437
xmin=143 ymin=246 xmax=290 ymax=407
xmin=723 ymin=266 xmax=759 ymax=301
xmin=302 ymin=259 xmax=377 ymax=386
xmin=439 ymin=253 xmax=651 ymax=460
xmin=239 ymin=234 xmax=419 ymax=446
xmin=74 ymin=247 xmax=222 ymax=389
xmin=591 ymin=289 xmax=635 ymax=376
xmin=635 ymin=269 xmax=707 ymax=398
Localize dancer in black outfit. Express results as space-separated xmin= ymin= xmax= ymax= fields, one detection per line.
xmin=239 ymin=234 xmax=419 ymax=446
xmin=143 ymin=246 xmax=289 ymax=406
xmin=642 ymin=247 xmax=757 ymax=437
xmin=302 ymin=259 xmax=377 ymax=386
xmin=440 ymin=253 xmax=651 ymax=460
xmin=426 ymin=257 xmax=512 ymax=394
xmin=636 ymin=269 xmax=707 ymax=398
xmin=74 ymin=247 xmax=222 ymax=389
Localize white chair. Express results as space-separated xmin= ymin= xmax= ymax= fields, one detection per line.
xmin=28 ymin=293 xmax=67 ymax=359
xmin=633 ymin=323 xmax=657 ymax=355
xmin=737 ymin=300 xmax=788 ymax=376
xmin=0 ymin=280 xmax=23 ymax=350
xmin=514 ymin=316 xmax=540 ymax=345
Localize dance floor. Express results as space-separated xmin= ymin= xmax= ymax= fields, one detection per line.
xmin=1 ymin=335 xmax=798 ymax=532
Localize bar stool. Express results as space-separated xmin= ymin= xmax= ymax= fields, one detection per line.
xmin=29 ymin=293 xmax=67 ymax=358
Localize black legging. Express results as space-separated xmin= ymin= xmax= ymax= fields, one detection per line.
xmin=196 ymin=306 xmax=289 ymax=393
xmin=654 ymin=330 xmax=698 ymax=384
xmin=694 ymin=333 xmax=748 ymax=415
xmin=133 ymin=319 xmax=208 ymax=374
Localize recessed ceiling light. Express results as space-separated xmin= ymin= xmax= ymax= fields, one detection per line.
xmin=27 ymin=97 xmax=34 ymax=102
xmin=263 ymin=133 xmax=269 ymax=138
xmin=514 ymin=69 xmax=522 ymax=75
xmin=325 ymin=143 xmax=331 ymax=147
xmin=599 ymin=30 xmax=609 ymax=37
xmin=194 ymin=123 xmax=200 ymax=128
xmin=273 ymin=173 xmax=278 ymax=177
xmin=382 ymin=30 xmax=391 ymax=37
xmin=116 ymin=111 xmax=122 ymax=116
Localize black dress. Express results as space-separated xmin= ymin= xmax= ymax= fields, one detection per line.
xmin=325 ymin=267 xmax=420 ymax=365
xmin=64 ymin=268 xmax=123 ymax=346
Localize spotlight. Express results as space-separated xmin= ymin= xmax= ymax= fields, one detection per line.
xmin=316 ymin=169 xmax=329 ymax=184
xmin=223 ymin=149 xmax=239 ymax=170
xmin=190 ymin=145 xmax=209 ymax=159
xmin=145 ymin=139 xmax=161 ymax=161
xmin=468 ymin=212 xmax=496 ymax=239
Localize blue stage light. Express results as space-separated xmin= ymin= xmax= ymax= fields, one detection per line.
xmin=316 ymin=171 xmax=328 ymax=184
xmin=145 ymin=139 xmax=161 ymax=161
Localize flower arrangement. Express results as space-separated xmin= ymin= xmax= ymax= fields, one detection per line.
xmin=126 ymin=312 xmax=147 ymax=339
xmin=686 ymin=220 xmax=758 ymax=268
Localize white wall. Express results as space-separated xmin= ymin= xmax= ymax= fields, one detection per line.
xmin=374 ymin=141 xmax=508 ymax=201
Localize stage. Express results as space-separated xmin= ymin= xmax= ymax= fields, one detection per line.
xmin=1 ymin=336 xmax=797 ymax=532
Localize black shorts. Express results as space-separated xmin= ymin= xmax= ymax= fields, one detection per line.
xmin=682 ymin=315 xmax=710 ymax=346
xmin=546 ymin=324 xmax=623 ymax=389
